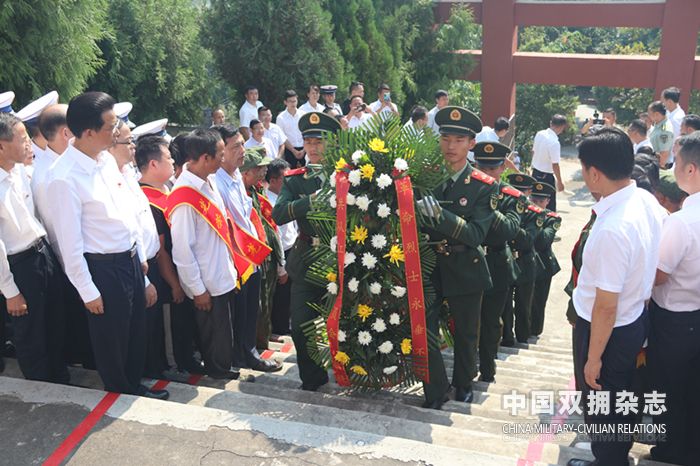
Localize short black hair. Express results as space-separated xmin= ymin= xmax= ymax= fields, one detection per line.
xmin=550 ymin=114 xmax=567 ymax=127
xmin=211 ymin=124 xmax=240 ymax=144
xmin=265 ymin=158 xmax=290 ymax=182
xmin=603 ymin=108 xmax=616 ymax=116
xmin=662 ymin=87 xmax=681 ymax=103
xmin=244 ymin=85 xmax=257 ymax=95
xmin=257 ymin=106 xmax=271 ymax=115
xmin=308 ymin=84 xmax=320 ymax=93
xmin=377 ymin=83 xmax=391 ymax=93
xmin=135 ymin=135 xmax=169 ymax=171
xmin=633 ymin=152 xmax=660 ymax=191
xmin=628 ymin=119 xmax=647 ymax=137
xmin=249 ymin=119 xmax=262 ymax=130
xmin=649 ymin=100 xmax=666 ymax=115
xmin=66 ymin=91 xmax=116 ymax=138
xmin=349 ymin=95 xmax=363 ymax=105
xmin=434 ymin=89 xmax=448 ymax=100
xmin=183 ymin=128 xmax=221 ymax=162
xmin=677 ymin=131 xmax=700 ymax=167
xmin=494 ymin=117 xmax=510 ymax=132
xmin=636 ymin=145 xmax=656 ymax=157
xmin=578 ymin=126 xmax=634 ymax=180
xmin=0 ymin=113 xmax=21 ymax=141
xmin=169 ymin=133 xmax=189 ymax=167
xmin=38 ymin=106 xmax=67 ymax=141
xmin=349 ymin=81 xmax=364 ymax=93
xmin=682 ymin=114 xmax=700 ymax=132
xmin=410 ymin=106 xmax=428 ymax=123
xmin=283 ymin=90 xmax=297 ymax=100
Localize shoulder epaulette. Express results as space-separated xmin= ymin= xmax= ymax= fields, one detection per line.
xmin=546 ymin=211 xmax=560 ymax=218
xmin=285 ymin=167 xmax=307 ymax=177
xmin=501 ymin=185 xmax=523 ymax=198
xmin=471 ymin=169 xmax=495 ymax=185
xmin=527 ymin=204 xmax=543 ymax=213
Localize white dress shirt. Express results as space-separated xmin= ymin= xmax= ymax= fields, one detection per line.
xmin=170 ymin=169 xmax=237 ymax=298
xmin=0 ymin=164 xmax=47 ymax=297
xmin=120 ymin=162 xmax=160 ymax=260
xmin=265 ymin=189 xmax=298 ymax=252
xmin=427 ymin=106 xmax=439 ymax=134
xmin=653 ymin=192 xmax=700 ymax=312
xmin=276 ymin=109 xmax=305 ymax=148
xmin=239 ymin=100 xmax=263 ymax=129
xmin=531 ymin=128 xmax=561 ymax=174
xmin=633 ymin=138 xmax=653 ymax=154
xmin=299 ymin=101 xmax=324 ymax=113
xmin=573 ymin=182 xmax=665 ymax=326
xmin=244 ymin=136 xmax=278 ymax=161
xmin=46 ymin=145 xmax=145 ymax=302
xmin=31 ymin=146 xmax=61 ymax=228
xmin=668 ymin=106 xmax=685 ymax=165
xmin=476 ymin=126 xmax=499 ymax=143
xmin=369 ymin=100 xmax=399 ymax=118
xmin=264 ymin=123 xmax=287 ymax=153
xmin=347 ymin=112 xmax=373 ymax=130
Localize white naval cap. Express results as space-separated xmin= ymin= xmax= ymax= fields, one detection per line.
xmin=16 ymin=91 xmax=59 ymax=123
xmin=0 ymin=91 xmax=16 ymax=113
xmin=132 ymin=118 xmax=169 ymax=141
xmin=114 ymin=101 xmax=136 ymax=129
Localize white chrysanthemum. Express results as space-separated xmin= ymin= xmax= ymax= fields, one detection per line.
xmin=348 ymin=169 xmax=362 ymax=187
xmin=348 ymin=277 xmax=359 ymax=293
xmin=391 ymin=286 xmax=406 ymax=298
xmin=383 ymin=366 xmax=398 ymax=375
xmin=376 ymin=174 xmax=393 ymax=190
xmin=378 ymin=341 xmax=393 ymax=354
xmin=329 ymin=194 xmax=337 ymax=208
xmin=358 ymin=331 xmax=372 ymax=346
xmin=356 ymin=195 xmax=371 ymax=211
xmin=330 ymin=236 xmax=338 ymax=252
xmin=362 ymin=252 xmax=378 ymax=270
xmin=377 ymin=203 xmax=391 ymax=218
xmin=389 ymin=313 xmax=400 ymax=325
xmin=371 ymin=234 xmax=387 ymax=250
xmin=394 ymin=158 xmax=408 ymax=172
xmin=351 ymin=150 xmax=366 ymax=164
xmin=338 ymin=330 xmax=346 ymax=342
xmin=369 ymin=282 xmax=381 ymax=294
xmin=346 ymin=193 xmax=356 ymax=205
xmin=344 ymin=252 xmax=356 ymax=267
xmin=330 ymin=173 xmax=336 ymax=187
xmin=372 ymin=318 xmax=387 ymax=333
xmin=326 ymin=282 xmax=338 ymax=295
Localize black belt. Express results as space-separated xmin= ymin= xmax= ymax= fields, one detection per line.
xmin=84 ymin=245 xmax=137 ymax=262
xmin=433 ymin=240 xmax=467 ymax=256
xmin=297 ymin=232 xmax=320 ymax=247
xmin=7 ymin=238 xmax=47 ymax=266
xmin=483 ymin=245 xmax=506 ymax=255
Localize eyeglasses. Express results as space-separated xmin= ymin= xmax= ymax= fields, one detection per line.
xmin=114 ymin=138 xmax=135 ymax=145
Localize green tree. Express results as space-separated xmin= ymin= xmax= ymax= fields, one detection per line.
xmin=0 ymin=0 xmax=108 ymax=104
xmin=204 ymin=0 xmax=348 ymax=114
xmin=88 ymin=0 xmax=220 ymax=125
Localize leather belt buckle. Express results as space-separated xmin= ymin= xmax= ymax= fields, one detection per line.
xmin=435 ymin=240 xmax=450 ymax=256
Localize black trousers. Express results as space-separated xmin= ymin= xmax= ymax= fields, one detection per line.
xmin=84 ymin=249 xmax=146 ymax=394
xmin=479 ymin=286 xmax=510 ymax=379
xmin=5 ymin=240 xmax=68 ymax=383
xmin=502 ymin=281 xmax=535 ymax=344
xmin=170 ymin=297 xmax=200 ymax=372
xmin=233 ymin=271 xmax=262 ymax=368
xmin=647 ymin=301 xmax=700 ymax=466
xmin=271 ymin=249 xmax=292 ymax=335
xmin=290 ymin=282 xmax=328 ymax=388
xmin=195 ymin=290 xmax=235 ymax=376
xmin=532 ymin=168 xmax=557 ymax=211
xmin=574 ymin=312 xmax=647 ymax=466
xmin=530 ymin=275 xmax=553 ymax=337
xmin=283 ymin=147 xmax=305 ymax=168
xmin=63 ymin=276 xmax=95 ymax=369
xmin=143 ymin=257 xmax=167 ymax=377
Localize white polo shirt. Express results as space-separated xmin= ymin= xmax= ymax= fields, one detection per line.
xmin=244 ymin=136 xmax=278 ymax=161
xmin=276 ymin=109 xmax=305 ymax=148
xmin=427 ymin=106 xmax=439 ymax=134
xmin=531 ymin=128 xmax=561 ymax=174
xmin=653 ymin=191 xmax=700 ymax=312
xmin=239 ymin=100 xmax=263 ymax=129
xmin=573 ymin=182 xmax=664 ymax=326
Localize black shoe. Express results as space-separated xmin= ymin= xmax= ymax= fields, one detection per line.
xmin=208 ymin=369 xmax=241 ymax=380
xmin=454 ymin=386 xmax=474 ymax=403
xmin=300 ymin=375 xmax=329 ymax=392
xmin=421 ymin=393 xmax=449 ymax=410
xmin=0 ymin=357 xmax=4 ymax=373
xmin=249 ymin=359 xmax=283 ymax=373
xmin=183 ymin=360 xmax=206 ymax=375
xmin=500 ymin=340 xmax=515 ymax=348
xmin=478 ymin=374 xmax=495 ymax=383
xmin=566 ymin=459 xmax=594 ymax=466
xmin=137 ymin=385 xmax=170 ymax=400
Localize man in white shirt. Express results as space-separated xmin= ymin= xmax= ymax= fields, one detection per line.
xmin=299 ymin=85 xmax=324 ymax=114
xmin=402 ymin=106 xmax=428 ymax=136
xmin=346 ymin=95 xmax=374 ymax=131
xmin=627 ymin=119 xmax=653 ymax=154
xmin=0 ymin=113 xmax=68 ymax=383
xmin=340 ymin=81 xmax=364 ymax=115
xmin=369 ymin=83 xmax=399 ymax=119
xmin=258 ymin=106 xmax=286 ymax=158
xmin=16 ymin=91 xmax=59 ymax=174
xmin=647 ymin=132 xmax=700 ymax=465
xmin=531 ymin=114 xmax=568 ymax=211
xmin=427 ymin=90 xmax=449 ymax=134
xmin=276 ymin=90 xmax=306 ymax=168
xmin=476 ymin=116 xmax=510 ymax=143
xmin=244 ymin=119 xmax=278 ymax=161
xmin=47 ymin=92 xmax=167 ymax=399
xmin=169 ymin=128 xmax=240 ymax=379
xmin=238 ymin=86 xmax=263 ymax=141
xmin=568 ymin=127 xmax=664 ymax=466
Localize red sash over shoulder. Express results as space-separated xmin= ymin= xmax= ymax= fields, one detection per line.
xmin=141 ymin=186 xmax=169 ymax=212
xmin=257 ymin=194 xmax=278 ymax=230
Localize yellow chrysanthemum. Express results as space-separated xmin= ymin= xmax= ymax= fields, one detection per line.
xmin=401 ymin=338 xmax=412 ymax=355
xmin=359 ymin=163 xmax=375 ymax=181
xmin=335 ymin=157 xmax=348 ymax=172
xmin=351 ymin=365 xmax=368 ymax=376
xmin=357 ymin=304 xmax=373 ymax=322
xmin=335 ymin=351 xmax=350 ymax=366
xmin=383 ymin=244 xmax=405 ymax=266
xmin=326 ymin=271 xmax=337 ymax=283
xmin=368 ymin=138 xmax=389 ymax=153
xmin=350 ymin=225 xmax=369 ymax=245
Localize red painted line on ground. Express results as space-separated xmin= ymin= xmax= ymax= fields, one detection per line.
xmin=516 ymin=377 xmax=577 ymax=466
xmin=280 ymin=342 xmax=293 ymax=353
xmin=260 ymin=349 xmax=275 ymax=360
xmin=187 ymin=374 xmax=203 ymax=385
xmin=151 ymin=379 xmax=170 ymax=391
xmin=43 ymin=392 xmax=120 ymax=466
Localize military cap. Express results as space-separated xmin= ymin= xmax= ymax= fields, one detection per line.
xmin=0 ymin=91 xmax=15 ymax=113
xmin=114 ymin=102 xmax=136 ymax=129
xmin=435 ymin=106 xmax=482 ymax=136
xmin=473 ymin=141 xmax=511 ymax=167
xmin=298 ymin=111 xmax=341 ymax=139
xmin=132 ymin=118 xmax=168 ymax=140
xmin=240 ymin=147 xmax=271 ymax=172
xmin=657 ymin=169 xmax=687 ymax=203
xmin=530 ymin=182 xmax=556 ymax=198
xmin=320 ymin=85 xmax=338 ymax=95
xmin=507 ymin=173 xmax=536 ymax=191
xmin=16 ymin=91 xmax=59 ymax=124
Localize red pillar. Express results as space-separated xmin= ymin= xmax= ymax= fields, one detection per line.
xmin=479 ymin=0 xmax=517 ymax=125
xmin=654 ymin=0 xmax=700 ymax=109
